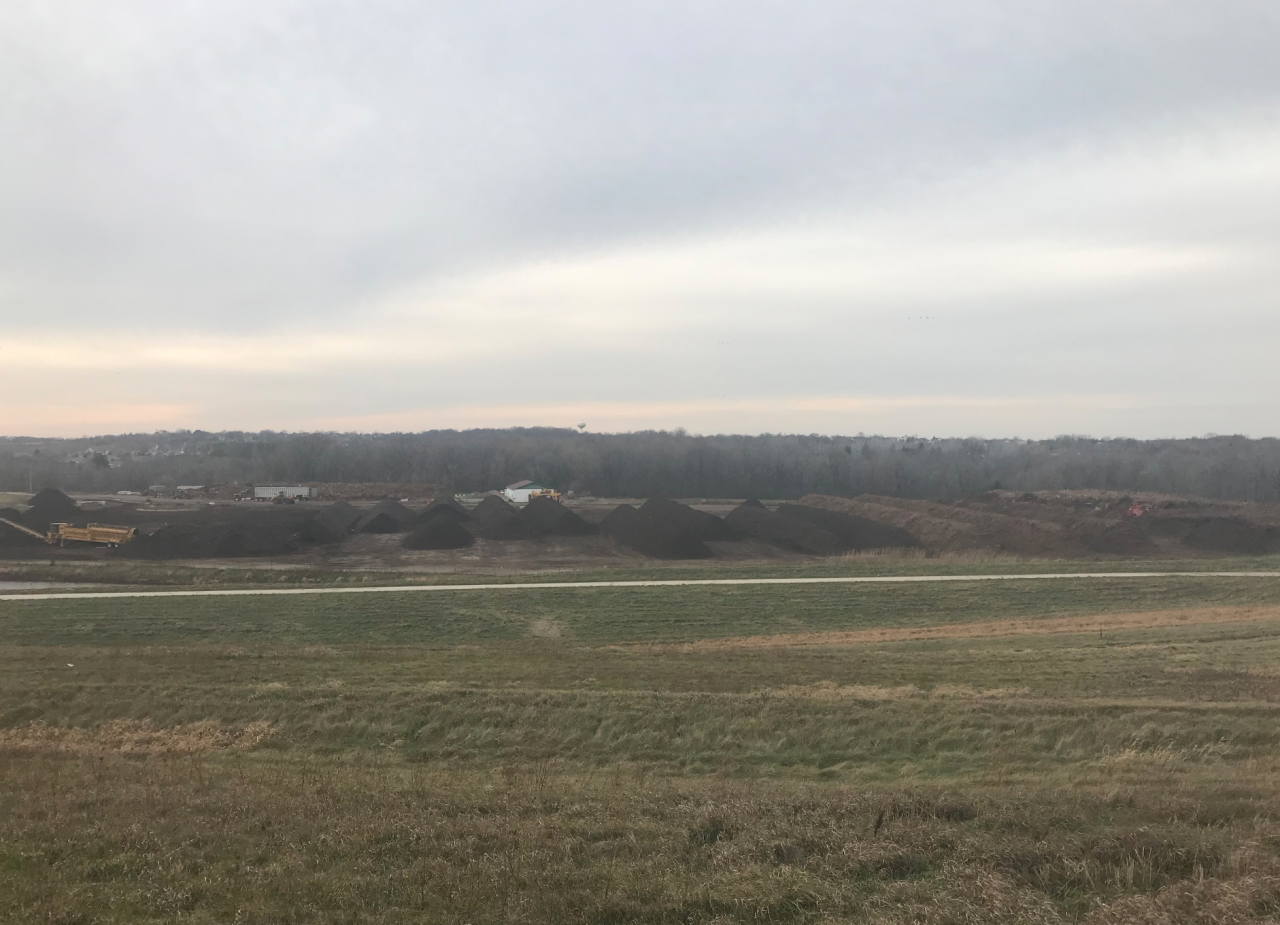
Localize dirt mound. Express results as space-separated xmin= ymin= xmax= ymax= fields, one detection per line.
xmin=126 ymin=522 xmax=297 ymax=559
xmin=799 ymin=494 xmax=1158 ymax=558
xmin=472 ymin=496 xmax=516 ymax=520
xmin=356 ymin=499 xmax=414 ymax=534
xmin=470 ymin=496 xmax=538 ymax=540
xmin=355 ymin=513 xmax=402 ymax=534
xmin=28 ymin=488 xmax=78 ymax=515
xmin=0 ymin=509 xmax=41 ymax=547
xmin=639 ymin=498 xmax=740 ymax=541
xmin=725 ymin=503 xmax=842 ymax=555
xmin=602 ymin=505 xmax=712 ymax=559
xmin=401 ymin=517 xmax=475 ymax=550
xmin=411 ymin=500 xmax=470 ymax=527
xmin=775 ymin=503 xmax=920 ymax=550
xmin=740 ymin=499 xmax=766 ymax=509
xmin=427 ymin=496 xmax=469 ymax=516
xmin=316 ymin=500 xmax=360 ymax=533
xmin=22 ymin=488 xmax=83 ymax=530
xmin=1178 ymin=517 xmax=1280 ymax=555
xmin=521 ymin=497 xmax=592 ymax=536
xmin=298 ymin=500 xmax=362 ymax=544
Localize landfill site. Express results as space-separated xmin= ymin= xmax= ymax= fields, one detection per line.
xmin=3 ymin=484 xmax=1280 ymax=571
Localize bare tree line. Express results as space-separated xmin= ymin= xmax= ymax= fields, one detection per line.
xmin=2 ymin=429 xmax=1279 ymax=502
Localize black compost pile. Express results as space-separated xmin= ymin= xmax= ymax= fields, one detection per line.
xmin=427 ymin=496 xmax=469 ymax=516
xmin=0 ymin=508 xmax=41 ymax=547
xmin=638 ymin=498 xmax=741 ymax=542
xmin=774 ymin=503 xmax=921 ymax=550
xmin=725 ymin=503 xmax=843 ymax=555
xmin=521 ymin=496 xmax=592 ymax=536
xmin=470 ymin=495 xmax=538 ymax=540
xmin=356 ymin=499 xmax=415 ymax=534
xmin=411 ymin=499 xmax=471 ymax=527
xmin=602 ymin=504 xmax=712 ymax=559
xmin=126 ymin=521 xmax=298 ymax=559
xmin=298 ymin=500 xmax=362 ymax=544
xmin=402 ymin=517 xmax=475 ymax=550
xmin=22 ymin=489 xmax=84 ymax=531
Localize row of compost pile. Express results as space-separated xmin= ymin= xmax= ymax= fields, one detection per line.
xmin=521 ymin=496 xmax=592 ymax=536
xmin=774 ymin=503 xmax=921 ymax=550
xmin=799 ymin=492 xmax=1280 ymax=558
xmin=726 ymin=502 xmax=843 ymax=554
xmin=356 ymin=499 xmax=415 ymax=534
xmin=126 ymin=518 xmax=300 ymax=559
xmin=638 ymin=497 xmax=741 ymax=541
xmin=469 ymin=495 xmax=539 ymax=540
xmin=602 ymin=503 xmax=712 ymax=559
xmin=297 ymin=500 xmax=362 ymax=544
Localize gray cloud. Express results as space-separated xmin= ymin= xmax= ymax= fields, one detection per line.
xmin=1 ymin=1 xmax=1278 ymax=436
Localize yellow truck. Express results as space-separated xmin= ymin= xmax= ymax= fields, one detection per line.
xmin=0 ymin=517 xmax=137 ymax=547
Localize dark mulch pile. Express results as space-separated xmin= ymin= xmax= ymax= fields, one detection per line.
xmin=638 ymin=498 xmax=740 ymax=542
xmin=426 ymin=496 xmax=469 ymax=516
xmin=472 ymin=496 xmax=515 ymax=519
xmin=299 ymin=500 xmax=362 ymax=543
xmin=126 ymin=522 xmax=297 ymax=559
xmin=21 ymin=488 xmax=85 ymax=531
xmin=470 ymin=496 xmax=538 ymax=540
xmin=357 ymin=499 xmax=414 ymax=534
xmin=725 ymin=503 xmax=842 ymax=555
xmin=521 ymin=497 xmax=592 ymax=536
xmin=402 ymin=517 xmax=475 ymax=550
xmin=602 ymin=504 xmax=712 ymax=559
xmin=411 ymin=501 xmax=470 ymax=527
xmin=0 ymin=508 xmax=42 ymax=547
xmin=774 ymin=503 xmax=920 ymax=550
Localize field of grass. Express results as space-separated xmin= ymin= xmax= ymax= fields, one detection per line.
xmin=5 ymin=571 xmax=1280 ymax=922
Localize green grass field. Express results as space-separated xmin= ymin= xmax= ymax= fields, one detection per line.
xmin=5 ymin=570 xmax=1280 ymax=922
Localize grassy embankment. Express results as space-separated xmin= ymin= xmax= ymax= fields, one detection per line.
xmin=2 ymin=552 xmax=1279 ymax=593
xmin=5 ymin=576 xmax=1280 ymax=922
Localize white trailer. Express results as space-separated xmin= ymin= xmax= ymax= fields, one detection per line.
xmin=253 ymin=486 xmax=316 ymax=501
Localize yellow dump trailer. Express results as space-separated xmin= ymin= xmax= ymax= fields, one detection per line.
xmin=49 ymin=523 xmax=137 ymax=546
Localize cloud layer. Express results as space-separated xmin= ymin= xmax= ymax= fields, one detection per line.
xmin=1 ymin=1 xmax=1278 ymax=437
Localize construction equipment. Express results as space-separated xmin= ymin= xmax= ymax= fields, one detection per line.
xmin=0 ymin=517 xmax=137 ymax=547
xmin=528 ymin=488 xmax=562 ymax=503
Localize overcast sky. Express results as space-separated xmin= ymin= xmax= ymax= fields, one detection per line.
xmin=1 ymin=1 xmax=1278 ymax=438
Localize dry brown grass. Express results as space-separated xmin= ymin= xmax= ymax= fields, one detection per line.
xmin=0 ymin=719 xmax=273 ymax=755
xmin=657 ymin=604 xmax=1280 ymax=651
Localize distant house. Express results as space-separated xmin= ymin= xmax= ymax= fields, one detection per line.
xmin=502 ymin=480 xmax=551 ymax=504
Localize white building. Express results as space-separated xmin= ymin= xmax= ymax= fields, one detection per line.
xmin=253 ymin=486 xmax=316 ymax=500
xmin=502 ymin=480 xmax=551 ymax=504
